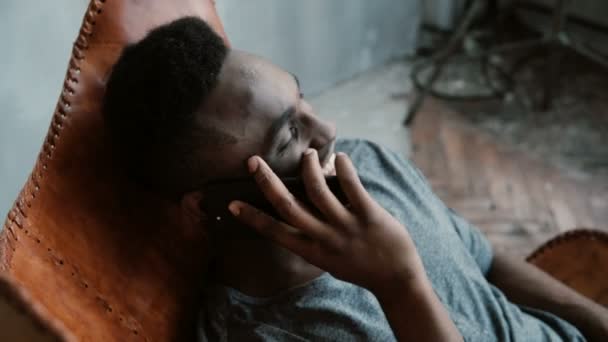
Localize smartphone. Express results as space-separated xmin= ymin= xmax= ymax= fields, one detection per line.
xmin=200 ymin=176 xmax=348 ymax=224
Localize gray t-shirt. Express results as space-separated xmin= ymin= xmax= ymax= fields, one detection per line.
xmin=199 ymin=139 xmax=584 ymax=341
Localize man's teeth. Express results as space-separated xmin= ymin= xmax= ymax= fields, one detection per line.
xmin=322 ymin=153 xmax=336 ymax=176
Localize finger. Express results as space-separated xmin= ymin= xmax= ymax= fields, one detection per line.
xmin=228 ymin=200 xmax=314 ymax=257
xmin=301 ymin=149 xmax=351 ymax=224
xmin=248 ymin=156 xmax=329 ymax=238
xmin=334 ymin=153 xmax=378 ymax=216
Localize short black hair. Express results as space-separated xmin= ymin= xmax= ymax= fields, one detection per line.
xmin=103 ymin=17 xmax=229 ymax=198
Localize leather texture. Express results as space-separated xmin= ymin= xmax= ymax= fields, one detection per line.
xmin=0 ymin=1 xmax=228 ymax=340
xmin=0 ymin=275 xmax=73 ymax=341
xmin=528 ymin=229 xmax=608 ymax=308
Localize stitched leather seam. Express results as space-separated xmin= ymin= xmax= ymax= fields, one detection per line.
xmin=5 ymin=225 xmax=18 ymax=244
xmin=2 ymin=0 xmax=147 ymax=339
xmin=526 ymin=228 xmax=608 ymax=262
xmin=5 ymin=231 xmax=17 ymax=255
xmin=15 ymin=202 xmax=27 ymax=220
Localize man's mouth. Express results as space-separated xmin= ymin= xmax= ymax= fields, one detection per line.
xmin=322 ymin=153 xmax=336 ymax=176
xmin=317 ymin=139 xmax=337 ymax=176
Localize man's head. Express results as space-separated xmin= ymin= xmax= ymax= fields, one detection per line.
xmin=103 ymin=17 xmax=336 ymax=205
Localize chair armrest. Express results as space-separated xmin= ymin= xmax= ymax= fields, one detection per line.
xmin=527 ymin=229 xmax=608 ymax=307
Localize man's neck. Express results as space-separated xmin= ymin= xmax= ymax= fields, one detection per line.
xmin=209 ymin=234 xmax=324 ymax=297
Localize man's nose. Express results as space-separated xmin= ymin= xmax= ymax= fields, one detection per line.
xmin=299 ymin=100 xmax=336 ymax=149
xmin=308 ymin=115 xmax=336 ymax=150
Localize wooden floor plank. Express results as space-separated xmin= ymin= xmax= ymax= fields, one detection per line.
xmin=439 ymin=114 xmax=470 ymax=197
xmin=517 ymin=160 xmax=557 ymax=235
xmin=411 ymin=98 xmax=608 ymax=258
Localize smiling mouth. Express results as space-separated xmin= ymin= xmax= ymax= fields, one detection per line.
xmin=322 ymin=153 xmax=336 ymax=176
xmin=318 ymin=139 xmax=336 ymax=176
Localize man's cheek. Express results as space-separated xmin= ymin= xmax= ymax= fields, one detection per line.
xmin=266 ymin=154 xmax=300 ymax=178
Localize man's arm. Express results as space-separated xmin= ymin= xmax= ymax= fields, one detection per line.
xmin=373 ymin=271 xmax=463 ymax=342
xmin=228 ymin=150 xmax=462 ymax=341
xmin=488 ymin=251 xmax=608 ymax=341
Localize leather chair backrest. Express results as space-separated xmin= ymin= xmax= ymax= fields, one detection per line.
xmin=1 ymin=1 xmax=228 ymax=340
xmin=0 ymin=274 xmax=74 ymax=341
xmin=528 ymin=229 xmax=608 ymax=307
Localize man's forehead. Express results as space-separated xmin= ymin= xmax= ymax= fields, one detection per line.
xmin=221 ymin=67 xmax=294 ymax=117
xmin=199 ymin=51 xmax=298 ymax=143
xmin=235 ymin=63 xmax=261 ymax=82
xmin=224 ymin=50 xmax=294 ymax=90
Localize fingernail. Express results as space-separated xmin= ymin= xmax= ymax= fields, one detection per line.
xmin=304 ymin=148 xmax=316 ymax=156
xmin=248 ymin=157 xmax=259 ymax=173
xmin=337 ymin=152 xmax=347 ymax=158
xmin=228 ymin=202 xmax=240 ymax=216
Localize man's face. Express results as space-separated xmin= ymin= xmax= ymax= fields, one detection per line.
xmin=196 ymin=50 xmax=336 ymax=181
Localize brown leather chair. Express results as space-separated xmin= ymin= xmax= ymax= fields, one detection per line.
xmin=527 ymin=229 xmax=608 ymax=308
xmin=0 ymin=0 xmax=228 ymax=340
xmin=1 ymin=1 xmax=607 ymax=341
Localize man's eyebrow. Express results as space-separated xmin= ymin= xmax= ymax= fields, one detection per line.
xmin=266 ymin=106 xmax=296 ymax=146
xmin=290 ymin=72 xmax=300 ymax=90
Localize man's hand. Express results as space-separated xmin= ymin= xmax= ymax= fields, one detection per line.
xmin=227 ymin=149 xmax=462 ymax=341
xmin=228 ymin=149 xmax=422 ymax=294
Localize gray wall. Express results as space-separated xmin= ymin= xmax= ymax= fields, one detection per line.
xmin=424 ymin=0 xmax=608 ymax=31
xmin=0 ymin=1 xmax=89 ymax=219
xmin=0 ymin=0 xmax=421 ymax=220
xmin=216 ymin=0 xmax=421 ymax=95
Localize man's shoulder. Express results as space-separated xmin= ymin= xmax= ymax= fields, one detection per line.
xmin=335 ymin=138 xmax=433 ymax=204
xmin=335 ymin=138 xmax=417 ymax=177
xmin=335 ymin=138 xmax=393 ymax=161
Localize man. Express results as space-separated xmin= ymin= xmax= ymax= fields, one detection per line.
xmin=103 ymin=17 xmax=608 ymax=341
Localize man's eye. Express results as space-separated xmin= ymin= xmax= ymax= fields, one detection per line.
xmin=278 ymin=126 xmax=299 ymax=155
xmin=290 ymin=126 xmax=299 ymax=140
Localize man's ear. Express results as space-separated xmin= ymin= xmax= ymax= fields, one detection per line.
xmin=180 ymin=191 xmax=204 ymax=228
xmin=177 ymin=191 xmax=213 ymax=252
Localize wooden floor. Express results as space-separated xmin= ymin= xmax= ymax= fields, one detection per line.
xmin=410 ymin=99 xmax=608 ymax=259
